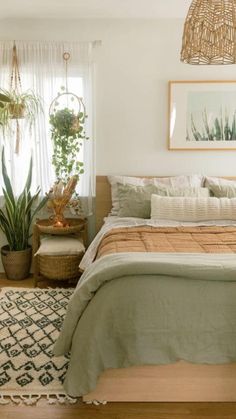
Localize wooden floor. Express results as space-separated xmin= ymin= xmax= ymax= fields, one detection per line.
xmin=1 ymin=401 xmax=236 ymax=419
xmin=1 ymin=276 xmax=236 ymax=418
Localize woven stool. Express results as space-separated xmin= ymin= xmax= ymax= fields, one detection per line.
xmin=33 ymin=218 xmax=87 ymax=286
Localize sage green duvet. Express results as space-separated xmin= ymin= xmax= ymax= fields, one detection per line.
xmin=54 ymin=252 xmax=236 ymax=397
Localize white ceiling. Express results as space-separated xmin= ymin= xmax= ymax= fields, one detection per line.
xmin=1 ymin=0 xmax=190 ymax=20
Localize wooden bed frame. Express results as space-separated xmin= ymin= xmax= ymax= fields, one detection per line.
xmin=83 ymin=175 xmax=236 ymax=402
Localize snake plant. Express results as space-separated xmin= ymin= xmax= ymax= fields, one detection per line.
xmin=0 ymin=149 xmax=48 ymax=250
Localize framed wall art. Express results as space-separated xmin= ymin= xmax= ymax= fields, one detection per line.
xmin=168 ymin=80 xmax=236 ymax=150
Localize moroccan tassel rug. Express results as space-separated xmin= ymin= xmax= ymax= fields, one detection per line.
xmin=0 ymin=287 xmax=76 ymax=405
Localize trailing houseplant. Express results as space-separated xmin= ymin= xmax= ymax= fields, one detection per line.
xmin=50 ymin=105 xmax=88 ymax=183
xmin=0 ymin=148 xmax=48 ymax=279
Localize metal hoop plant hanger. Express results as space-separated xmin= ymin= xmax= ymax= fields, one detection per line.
xmin=49 ymin=52 xmax=86 ymax=117
xmin=49 ymin=91 xmax=86 ymax=117
xmin=49 ymin=52 xmax=88 ymax=184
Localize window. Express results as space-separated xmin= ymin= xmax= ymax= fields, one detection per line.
xmin=0 ymin=41 xmax=94 ymax=211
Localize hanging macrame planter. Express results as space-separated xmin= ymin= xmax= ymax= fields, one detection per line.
xmin=10 ymin=44 xmax=24 ymax=153
xmin=0 ymin=43 xmax=42 ymax=153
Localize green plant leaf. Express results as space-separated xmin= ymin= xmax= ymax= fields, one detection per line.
xmin=1 ymin=149 xmax=15 ymax=208
xmin=30 ymin=196 xmax=48 ymax=222
xmin=0 ymin=147 xmax=47 ymax=250
xmin=0 ymin=93 xmax=11 ymax=103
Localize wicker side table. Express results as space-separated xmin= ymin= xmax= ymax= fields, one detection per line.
xmin=33 ymin=218 xmax=87 ymax=287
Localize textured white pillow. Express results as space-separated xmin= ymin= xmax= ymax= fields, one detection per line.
xmin=153 ymin=174 xmax=203 ymax=188
xmin=205 ymin=176 xmax=236 ymax=188
xmin=151 ymin=195 xmax=236 ymax=222
xmin=108 ymin=175 xmax=204 ymax=216
xmin=35 ymin=236 xmax=85 ymax=256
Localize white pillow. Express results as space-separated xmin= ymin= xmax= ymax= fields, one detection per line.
xmin=35 ymin=236 xmax=85 ymax=256
xmin=153 ymin=174 xmax=203 ymax=188
xmin=205 ymin=176 xmax=236 ymax=188
xmin=151 ymin=195 xmax=236 ymax=222
xmin=108 ymin=175 xmax=204 ymax=216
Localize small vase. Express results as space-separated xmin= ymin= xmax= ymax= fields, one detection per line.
xmin=9 ymin=102 xmax=26 ymax=119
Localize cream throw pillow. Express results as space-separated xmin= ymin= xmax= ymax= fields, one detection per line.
xmin=151 ymin=195 xmax=236 ymax=222
xmin=35 ymin=236 xmax=85 ymax=256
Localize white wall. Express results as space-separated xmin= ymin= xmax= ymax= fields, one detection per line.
xmin=1 ymin=18 xmax=236 ymax=177
xmin=0 ymin=18 xmax=236 ymax=270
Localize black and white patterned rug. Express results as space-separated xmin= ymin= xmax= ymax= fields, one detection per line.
xmin=0 ymin=287 xmax=74 ymax=405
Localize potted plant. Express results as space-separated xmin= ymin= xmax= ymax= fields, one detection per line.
xmin=0 ymin=88 xmax=42 ymax=154
xmin=0 ymin=43 xmax=43 ymax=153
xmin=0 ymin=88 xmax=42 ymax=127
xmin=50 ymin=106 xmax=88 ymax=182
xmin=0 ymin=149 xmax=48 ymax=280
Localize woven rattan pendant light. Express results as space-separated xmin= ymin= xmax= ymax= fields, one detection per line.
xmin=181 ymin=0 xmax=236 ymax=64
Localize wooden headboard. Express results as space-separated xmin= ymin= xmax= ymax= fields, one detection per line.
xmin=95 ymin=175 xmax=236 ymax=233
xmin=96 ymin=176 xmax=112 ymax=232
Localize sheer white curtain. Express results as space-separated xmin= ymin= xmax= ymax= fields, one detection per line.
xmin=0 ymin=41 xmax=94 ymax=213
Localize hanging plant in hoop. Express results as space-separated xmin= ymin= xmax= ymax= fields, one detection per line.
xmin=0 ymin=43 xmax=43 ymax=154
xmin=49 ymin=52 xmax=89 ymax=184
xmin=49 ymin=89 xmax=87 ymax=182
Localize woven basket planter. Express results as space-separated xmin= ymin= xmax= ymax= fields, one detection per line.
xmin=1 ymin=245 xmax=32 ymax=280
xmin=9 ymin=102 xmax=26 ymax=119
xmin=38 ymin=253 xmax=83 ymax=280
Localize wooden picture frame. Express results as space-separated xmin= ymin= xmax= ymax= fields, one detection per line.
xmin=168 ymin=80 xmax=236 ymax=150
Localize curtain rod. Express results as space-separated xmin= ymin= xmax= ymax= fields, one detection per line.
xmin=1 ymin=40 xmax=102 ymax=46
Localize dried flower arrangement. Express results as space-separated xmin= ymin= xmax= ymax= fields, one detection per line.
xmin=46 ymin=175 xmax=82 ymax=227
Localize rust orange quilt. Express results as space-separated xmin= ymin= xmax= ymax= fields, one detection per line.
xmin=96 ymin=225 xmax=236 ymax=259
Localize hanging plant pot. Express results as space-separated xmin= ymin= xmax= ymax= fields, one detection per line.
xmin=49 ymin=108 xmax=83 ymax=137
xmin=70 ymin=115 xmax=80 ymax=134
xmin=9 ymin=102 xmax=26 ymax=119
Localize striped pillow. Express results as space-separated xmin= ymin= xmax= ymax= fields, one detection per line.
xmin=151 ymin=196 xmax=236 ymax=222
